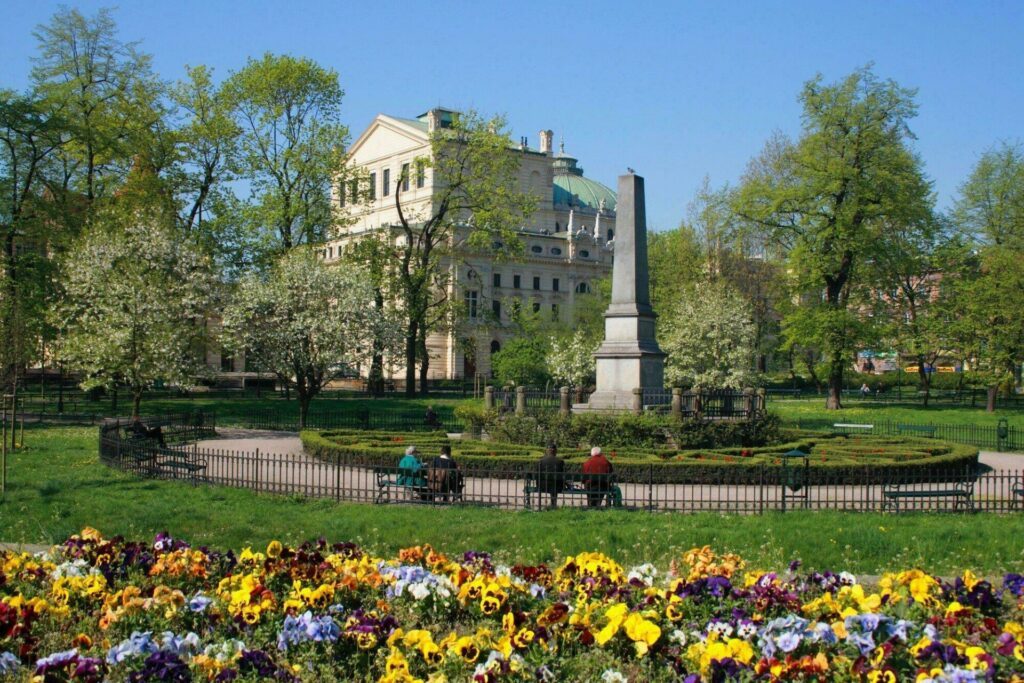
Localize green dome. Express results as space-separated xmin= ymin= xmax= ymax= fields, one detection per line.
xmin=551 ymin=152 xmax=616 ymax=212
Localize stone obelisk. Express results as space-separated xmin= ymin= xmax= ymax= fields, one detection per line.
xmin=585 ymin=172 xmax=665 ymax=410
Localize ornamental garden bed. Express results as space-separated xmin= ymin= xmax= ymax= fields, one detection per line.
xmin=1 ymin=529 xmax=1021 ymax=682
xmin=300 ymin=429 xmax=978 ymax=486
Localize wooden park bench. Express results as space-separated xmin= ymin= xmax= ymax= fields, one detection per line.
xmin=896 ymin=424 xmax=937 ymax=438
xmin=523 ymin=472 xmax=623 ymax=509
xmin=1012 ymin=479 xmax=1024 ymax=508
xmin=155 ymin=453 xmax=208 ymax=482
xmin=373 ymin=467 xmax=429 ymax=504
xmin=831 ymin=423 xmax=874 ymax=435
xmin=882 ymin=479 xmax=975 ymax=512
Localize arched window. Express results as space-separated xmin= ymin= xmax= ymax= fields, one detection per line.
xmin=530 ymin=245 xmax=543 ymax=254
xmin=550 ymin=247 xmax=562 ymax=256
xmin=490 ymin=340 xmax=501 ymax=354
xmin=555 ymin=222 xmax=560 ymax=232
xmin=575 ymin=282 xmax=591 ymax=294
xmin=580 ymin=249 xmax=590 ymax=258
xmin=607 ymin=228 xmax=614 ymax=241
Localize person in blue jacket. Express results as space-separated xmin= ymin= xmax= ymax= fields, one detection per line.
xmin=397 ymin=445 xmax=427 ymax=488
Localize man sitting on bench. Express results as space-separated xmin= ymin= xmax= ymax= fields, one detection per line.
xmin=428 ymin=445 xmax=462 ymax=502
xmin=582 ymin=446 xmax=614 ymax=507
xmin=536 ymin=443 xmax=566 ymax=509
xmin=130 ymin=417 xmax=166 ymax=447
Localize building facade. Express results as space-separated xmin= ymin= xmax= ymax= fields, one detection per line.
xmin=322 ymin=108 xmax=618 ymax=381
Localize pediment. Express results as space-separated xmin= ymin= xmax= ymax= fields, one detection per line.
xmin=349 ymin=116 xmax=428 ymax=162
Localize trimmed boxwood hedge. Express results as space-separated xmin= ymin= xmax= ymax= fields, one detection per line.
xmin=300 ymin=429 xmax=979 ymax=486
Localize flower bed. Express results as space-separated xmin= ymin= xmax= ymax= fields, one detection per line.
xmin=300 ymin=430 xmax=979 ymax=485
xmin=2 ymin=530 xmax=1021 ymax=682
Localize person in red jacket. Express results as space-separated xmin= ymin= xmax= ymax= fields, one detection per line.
xmin=581 ymin=446 xmax=614 ymax=507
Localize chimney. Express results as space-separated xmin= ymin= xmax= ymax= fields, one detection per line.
xmin=426 ymin=109 xmax=441 ymax=132
xmin=539 ymin=129 xmax=553 ymax=155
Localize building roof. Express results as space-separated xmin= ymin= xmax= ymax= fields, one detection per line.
xmin=552 ymin=150 xmax=616 ymax=211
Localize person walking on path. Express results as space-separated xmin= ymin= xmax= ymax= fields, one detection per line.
xmin=582 ymin=446 xmax=614 ymax=507
xmin=536 ymin=443 xmax=565 ymax=510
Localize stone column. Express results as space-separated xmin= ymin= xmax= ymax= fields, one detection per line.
xmin=515 ymin=386 xmax=526 ymax=415
xmin=484 ymin=386 xmax=494 ymax=411
xmin=631 ymin=388 xmax=643 ymax=415
xmin=671 ymin=388 xmax=683 ymax=420
xmin=743 ymin=388 xmax=754 ymax=418
xmin=559 ymin=387 xmax=571 ymax=416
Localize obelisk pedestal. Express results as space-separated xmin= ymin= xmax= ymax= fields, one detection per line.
xmin=583 ymin=172 xmax=665 ymax=411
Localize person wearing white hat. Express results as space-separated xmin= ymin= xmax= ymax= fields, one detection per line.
xmin=397 ymin=445 xmax=426 ymax=489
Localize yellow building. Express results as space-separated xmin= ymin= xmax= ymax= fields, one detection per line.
xmin=322 ymin=107 xmax=618 ymax=382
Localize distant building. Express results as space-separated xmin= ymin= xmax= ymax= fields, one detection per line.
xmin=319 ymin=107 xmax=617 ymax=382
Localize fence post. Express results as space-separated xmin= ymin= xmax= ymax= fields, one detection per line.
xmin=671 ymin=388 xmax=682 ymax=421
xmin=335 ymin=459 xmax=341 ymax=502
xmin=254 ymin=448 xmax=260 ymax=493
xmin=559 ymin=387 xmax=571 ymax=416
xmin=515 ymin=387 xmax=526 ymax=415
xmin=647 ymin=464 xmax=653 ymax=511
xmin=632 ymin=388 xmax=643 ymax=416
xmin=759 ymin=464 xmax=765 ymax=515
xmin=484 ymin=386 xmax=495 ymax=411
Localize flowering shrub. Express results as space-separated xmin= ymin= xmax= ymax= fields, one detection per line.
xmin=2 ymin=529 xmax=1023 ymax=681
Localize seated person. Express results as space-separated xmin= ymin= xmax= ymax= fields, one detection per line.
xmin=130 ymin=417 xmax=166 ymax=447
xmin=424 ymin=406 xmax=443 ymax=429
xmin=397 ymin=446 xmax=428 ymax=488
xmin=536 ymin=443 xmax=566 ymax=509
xmin=428 ymin=445 xmax=463 ymax=502
xmin=582 ymin=446 xmax=614 ymax=507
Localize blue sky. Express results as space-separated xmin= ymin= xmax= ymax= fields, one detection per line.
xmin=2 ymin=0 xmax=1021 ymax=230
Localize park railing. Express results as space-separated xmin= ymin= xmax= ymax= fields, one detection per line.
xmin=766 ymin=386 xmax=1024 ymax=409
xmin=219 ymin=407 xmax=461 ymax=433
xmin=98 ymin=428 xmax=1024 ymax=513
xmin=783 ymin=418 xmax=1022 ymax=453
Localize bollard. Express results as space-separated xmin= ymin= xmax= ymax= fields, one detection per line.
xmin=484 ymin=386 xmax=495 ymax=411
xmin=559 ymin=387 xmax=571 ymax=416
xmin=515 ymin=386 xmax=526 ymax=415
xmin=671 ymin=388 xmax=683 ymax=420
xmin=756 ymin=387 xmax=766 ymax=415
xmin=632 ymin=387 xmax=643 ymax=415
xmin=743 ymin=387 xmax=754 ymax=418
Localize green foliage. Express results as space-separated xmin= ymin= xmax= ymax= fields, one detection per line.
xmin=490 ymin=335 xmax=551 ymax=387
xmin=954 ymin=141 xmax=1024 ymax=249
xmin=735 ymin=66 xmax=935 ymax=408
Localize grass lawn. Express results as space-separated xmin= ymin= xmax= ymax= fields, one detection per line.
xmin=769 ymin=396 xmax=1024 ymax=428
xmin=2 ymin=425 xmax=1022 ymax=575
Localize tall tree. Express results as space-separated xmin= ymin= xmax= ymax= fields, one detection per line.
xmin=390 ymin=110 xmax=534 ymax=396
xmin=224 ymin=53 xmax=350 ymax=261
xmin=53 ymin=168 xmax=218 ymax=417
xmin=953 ymin=142 xmax=1024 ymax=249
xmin=32 ymin=6 xmax=160 ymax=204
xmin=222 ymin=248 xmax=399 ymax=427
xmin=735 ymin=66 xmax=934 ymax=408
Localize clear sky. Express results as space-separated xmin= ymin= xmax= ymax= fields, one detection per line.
xmin=2 ymin=0 xmax=1022 ymax=230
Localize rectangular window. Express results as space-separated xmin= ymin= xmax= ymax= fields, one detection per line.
xmin=552 ymin=277 xmax=560 ymax=292
xmin=401 ymin=163 xmax=410 ymax=192
xmin=492 ymin=300 xmax=501 ymax=318
xmin=368 ymin=172 xmax=377 ymax=199
xmin=510 ymin=299 xmax=521 ymax=320
xmin=416 ymin=161 xmax=425 ymax=188
xmin=551 ymin=304 xmax=559 ymax=321
xmin=465 ymin=290 xmax=478 ymax=319
xmin=492 ymin=273 xmax=501 ymax=288
xmin=338 ymin=183 xmax=345 ymax=207
xmin=533 ymin=276 xmax=541 ymax=291
xmin=513 ymin=274 xmax=521 ymax=289
xmin=382 ymin=168 xmax=390 ymax=196
xmin=532 ymin=301 xmax=541 ymax=314
xmin=349 ymin=180 xmax=358 ymax=203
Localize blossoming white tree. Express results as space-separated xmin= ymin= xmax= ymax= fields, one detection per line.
xmin=222 ymin=248 xmax=400 ymax=427
xmin=546 ymin=329 xmax=598 ymax=389
xmin=54 ymin=178 xmax=218 ymax=416
xmin=661 ymin=280 xmax=756 ymax=390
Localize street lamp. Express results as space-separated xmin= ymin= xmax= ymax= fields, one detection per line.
xmin=781 ymin=448 xmax=810 ymax=512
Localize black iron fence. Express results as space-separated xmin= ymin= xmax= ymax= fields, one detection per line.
xmin=98 ymin=417 xmax=1024 ymax=513
xmin=784 ymin=418 xmax=1022 ymax=452
xmin=767 ymin=386 xmax=1024 ymax=409
xmin=222 ymin=408 xmax=460 ymax=433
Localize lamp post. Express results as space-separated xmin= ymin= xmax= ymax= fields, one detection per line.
xmin=997 ymin=418 xmax=1009 ymax=451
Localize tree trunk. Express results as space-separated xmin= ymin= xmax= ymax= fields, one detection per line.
xmin=918 ymin=357 xmax=930 ymax=408
xmin=131 ymin=391 xmax=142 ymax=419
xmin=404 ymin=321 xmax=418 ymax=398
xmin=298 ymin=393 xmax=311 ymax=429
xmin=418 ymin=327 xmax=429 ymax=398
xmin=111 ymin=386 xmax=118 ymax=414
xmin=987 ymin=386 xmax=997 ymax=413
xmin=826 ymin=360 xmax=843 ymax=410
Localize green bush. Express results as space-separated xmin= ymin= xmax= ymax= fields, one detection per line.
xmin=300 ymin=429 xmax=978 ymax=486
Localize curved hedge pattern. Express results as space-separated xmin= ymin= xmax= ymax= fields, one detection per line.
xmin=300 ymin=430 xmax=979 ymax=485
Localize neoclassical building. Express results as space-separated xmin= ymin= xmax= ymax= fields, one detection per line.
xmin=321 ymin=107 xmax=618 ymax=382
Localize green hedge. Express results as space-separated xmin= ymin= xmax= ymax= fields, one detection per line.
xmin=483 ymin=412 xmax=781 ymax=449
xmin=300 ymin=429 xmax=979 ymax=486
